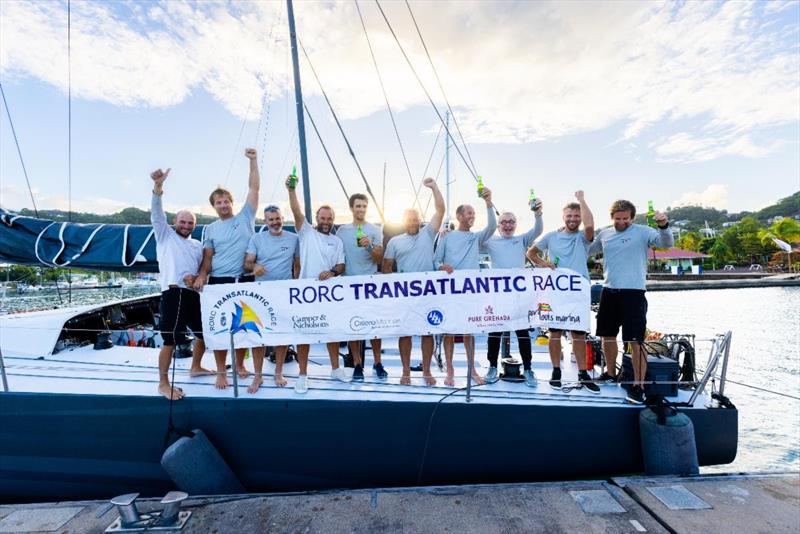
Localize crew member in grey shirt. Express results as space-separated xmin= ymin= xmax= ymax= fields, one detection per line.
xmin=336 ymin=193 xmax=386 ymax=381
xmin=243 ymin=204 xmax=299 ymax=393
xmin=149 ymin=167 xmax=210 ymax=401
xmin=481 ymin=198 xmax=543 ymax=386
xmin=588 ymin=199 xmax=673 ymax=404
xmin=434 ymin=187 xmax=497 ymax=386
xmin=528 ymin=190 xmax=600 ymax=394
xmin=194 ymin=148 xmax=260 ymax=390
xmin=382 ymin=177 xmax=445 ymax=386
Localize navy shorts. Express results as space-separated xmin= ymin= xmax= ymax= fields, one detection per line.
xmin=159 ymin=287 xmax=203 ymax=346
xmin=595 ymin=288 xmax=647 ymax=343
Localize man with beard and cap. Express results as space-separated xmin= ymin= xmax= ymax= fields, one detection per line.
xmin=285 ymin=175 xmax=347 ymax=394
xmin=382 ymin=177 xmax=445 ymax=386
xmin=193 ymin=148 xmax=260 ymax=390
xmin=243 ymin=204 xmax=300 ymax=393
xmin=150 ymin=168 xmax=210 ymax=400
xmin=336 ymin=193 xmax=387 ymax=381
xmin=527 ymin=190 xmax=600 ymax=394
xmin=480 ymin=198 xmax=543 ymax=386
xmin=589 ymin=199 xmax=673 ymax=404
xmin=433 ymin=187 xmax=497 ymax=387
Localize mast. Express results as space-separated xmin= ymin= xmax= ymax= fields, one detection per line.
xmin=444 ymin=110 xmax=450 ymax=228
xmin=286 ymin=0 xmax=312 ymax=222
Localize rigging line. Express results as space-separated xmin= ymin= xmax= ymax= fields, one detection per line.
xmin=296 ymin=37 xmax=385 ymax=223
xmin=422 ymin=146 xmax=446 ymax=219
xmin=269 ymin=127 xmax=297 ymax=202
xmin=373 ymin=0 xmax=478 ymax=182
xmin=67 ymin=0 xmax=72 ymax=305
xmin=304 ymin=102 xmax=350 ymax=201
xmin=0 ymin=83 xmax=38 ymax=217
xmin=354 ymin=0 xmax=423 ymax=215
xmin=224 ymin=99 xmax=254 ymax=187
xmin=413 ymin=121 xmax=443 ymax=208
xmin=404 ymin=0 xmax=478 ymax=177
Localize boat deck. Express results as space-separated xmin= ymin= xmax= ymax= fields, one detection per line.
xmin=2 ymin=337 xmax=703 ymax=408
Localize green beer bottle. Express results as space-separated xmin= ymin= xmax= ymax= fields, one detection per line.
xmin=477 ymin=176 xmax=484 ymax=198
xmin=288 ymin=165 xmax=298 ymax=189
xmin=356 ymin=224 xmax=364 ymax=247
xmin=554 ymin=256 xmax=560 ymax=268
xmin=646 ymin=200 xmax=656 ymax=228
xmin=529 ymin=188 xmax=537 ymax=211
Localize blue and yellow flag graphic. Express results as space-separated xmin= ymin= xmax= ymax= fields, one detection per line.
xmin=230 ymin=301 xmax=264 ymax=336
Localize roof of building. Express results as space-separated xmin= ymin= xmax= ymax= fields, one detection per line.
xmin=653 ymin=247 xmax=711 ymax=260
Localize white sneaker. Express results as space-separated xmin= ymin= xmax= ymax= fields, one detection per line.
xmin=295 ymin=375 xmax=309 ymax=394
xmin=331 ymin=367 xmax=352 ymax=383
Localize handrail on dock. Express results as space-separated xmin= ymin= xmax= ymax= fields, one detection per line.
xmin=688 ymin=331 xmax=732 ymax=406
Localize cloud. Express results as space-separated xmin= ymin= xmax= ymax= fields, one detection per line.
xmin=672 ymin=184 xmax=730 ymax=209
xmin=1 ymin=0 xmax=798 ymax=163
xmin=1 ymin=185 xmax=132 ymax=214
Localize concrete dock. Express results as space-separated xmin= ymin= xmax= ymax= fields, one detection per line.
xmin=0 ymin=472 xmax=797 ymax=533
xmin=645 ymin=273 xmax=800 ymax=291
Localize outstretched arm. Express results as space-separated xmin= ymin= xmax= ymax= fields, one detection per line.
xmin=477 ymin=188 xmax=498 ymax=244
xmin=425 ymin=177 xmax=446 ymax=232
xmin=150 ymin=168 xmax=170 ymax=239
xmin=576 ymin=190 xmax=594 ymax=242
xmin=286 ymin=176 xmax=306 ymax=231
xmin=244 ymin=148 xmax=260 ymax=211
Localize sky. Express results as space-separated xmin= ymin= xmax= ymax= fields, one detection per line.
xmin=1 ymin=0 xmax=799 ymax=230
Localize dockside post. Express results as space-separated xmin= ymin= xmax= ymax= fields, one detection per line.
xmin=0 ymin=345 xmax=8 ymax=392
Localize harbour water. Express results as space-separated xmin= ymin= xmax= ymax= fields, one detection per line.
xmin=1 ymin=286 xmax=798 ymax=475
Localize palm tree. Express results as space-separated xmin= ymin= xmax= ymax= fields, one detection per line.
xmin=757 ymin=218 xmax=800 ymax=247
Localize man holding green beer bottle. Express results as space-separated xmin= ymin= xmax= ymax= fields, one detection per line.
xmin=335 ymin=193 xmax=387 ymax=381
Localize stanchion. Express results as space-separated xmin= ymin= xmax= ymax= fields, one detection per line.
xmin=0 ymin=344 xmax=8 ymax=392
xmin=465 ymin=340 xmax=473 ymax=403
xmin=229 ymin=331 xmax=238 ymax=398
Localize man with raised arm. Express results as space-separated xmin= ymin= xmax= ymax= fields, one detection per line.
xmin=481 ymin=198 xmax=543 ymax=386
xmin=193 ymin=148 xmax=259 ymax=389
xmin=382 ymin=177 xmax=445 ymax=386
xmin=243 ymin=204 xmax=300 ymax=393
xmin=527 ymin=191 xmax=600 ymax=394
xmin=150 ymin=168 xmax=209 ymax=400
xmin=433 ymin=187 xmax=497 ymax=386
xmin=285 ymin=175 xmax=347 ymax=394
xmin=589 ymin=199 xmax=673 ymax=404
xmin=336 ymin=193 xmax=387 ymax=381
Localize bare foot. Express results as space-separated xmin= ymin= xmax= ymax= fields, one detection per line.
xmin=445 ymin=374 xmax=455 ymax=387
xmin=158 ymin=383 xmax=185 ymax=400
xmin=215 ymin=373 xmax=229 ymax=389
xmin=189 ymin=367 xmax=214 ymax=377
xmin=471 ymin=371 xmax=486 ymax=386
xmin=400 ymin=376 xmax=411 ymax=386
xmin=237 ymin=366 xmax=250 ymax=379
xmin=274 ymin=374 xmax=287 ymax=387
xmin=247 ymin=374 xmax=263 ymax=394
xmin=424 ymin=374 xmax=437 ymax=386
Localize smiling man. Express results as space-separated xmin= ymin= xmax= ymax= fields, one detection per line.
xmin=480 ymin=197 xmax=543 ymax=386
xmin=193 ymin=148 xmax=260 ymax=390
xmin=589 ymin=199 xmax=673 ymax=404
xmin=243 ymin=204 xmax=300 ymax=393
xmin=149 ymin=167 xmax=209 ymax=401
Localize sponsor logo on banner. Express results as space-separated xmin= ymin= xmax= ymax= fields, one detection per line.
xmin=528 ymin=302 xmax=555 ymax=322
xmin=468 ymin=304 xmax=511 ymax=328
xmin=291 ymin=314 xmax=330 ymax=330
xmin=426 ymin=308 xmax=444 ymax=326
xmin=349 ymin=316 xmax=403 ymax=332
xmin=207 ymin=289 xmax=277 ymax=338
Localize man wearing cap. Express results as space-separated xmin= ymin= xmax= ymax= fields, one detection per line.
xmin=243 ymin=204 xmax=300 ymax=393
xmin=481 ymin=199 xmax=543 ymax=386
xmin=149 ymin=167 xmax=209 ymax=400
xmin=193 ymin=148 xmax=260 ymax=389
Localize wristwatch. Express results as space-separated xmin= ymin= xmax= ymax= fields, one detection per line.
xmin=366 ymin=244 xmax=375 ymax=253
xmin=657 ymin=222 xmax=670 ymax=230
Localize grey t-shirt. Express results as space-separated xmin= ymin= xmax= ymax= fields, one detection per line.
xmin=336 ymin=222 xmax=383 ymax=276
xmin=384 ymin=224 xmax=437 ymax=273
xmin=245 ymin=230 xmax=299 ymax=281
xmin=535 ymin=230 xmax=592 ymax=279
xmin=589 ymin=224 xmax=674 ymax=290
xmin=434 ymin=207 xmax=497 ymax=270
xmin=203 ymin=203 xmax=256 ymax=277
xmin=481 ymin=216 xmax=543 ymax=269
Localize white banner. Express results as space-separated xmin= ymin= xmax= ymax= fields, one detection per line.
xmin=200 ymin=268 xmax=590 ymax=349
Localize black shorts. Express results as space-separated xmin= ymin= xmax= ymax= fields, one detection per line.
xmin=159 ymin=287 xmax=203 ymax=346
xmin=549 ymin=329 xmax=587 ymax=336
xmin=208 ymin=274 xmax=255 ymax=285
xmin=595 ymin=288 xmax=647 ymax=343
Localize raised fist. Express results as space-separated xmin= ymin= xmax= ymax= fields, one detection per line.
xmin=244 ymin=148 xmax=257 ymax=160
xmin=575 ymin=190 xmax=585 ymax=202
xmin=654 ymin=211 xmax=668 ymax=227
xmin=423 ymin=177 xmax=437 ymax=189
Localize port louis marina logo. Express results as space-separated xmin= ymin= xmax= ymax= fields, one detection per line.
xmin=528 ymin=302 xmax=583 ymax=328
xmin=207 ymin=289 xmax=277 ymax=338
xmin=468 ymin=305 xmax=511 ymax=329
